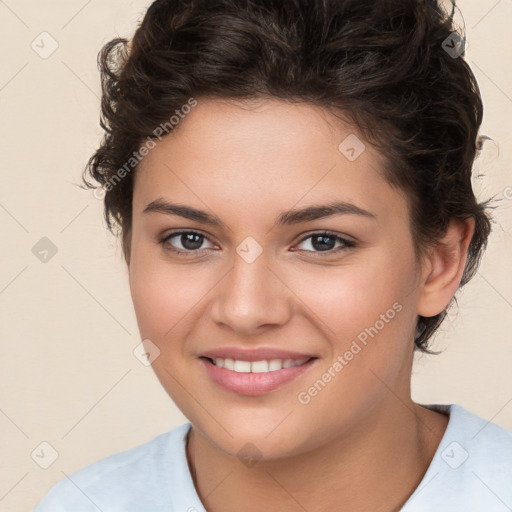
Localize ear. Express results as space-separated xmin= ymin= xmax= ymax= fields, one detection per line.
xmin=417 ymin=217 xmax=475 ymax=318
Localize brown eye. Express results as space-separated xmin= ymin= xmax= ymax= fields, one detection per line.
xmin=159 ymin=230 xmax=215 ymax=255
xmin=294 ymin=232 xmax=356 ymax=254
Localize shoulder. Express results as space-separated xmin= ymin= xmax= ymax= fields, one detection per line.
xmin=439 ymin=403 xmax=512 ymax=471
xmin=32 ymin=423 xmax=192 ymax=512
xmin=449 ymin=402 xmax=512 ymax=450
xmin=402 ymin=403 xmax=512 ymax=512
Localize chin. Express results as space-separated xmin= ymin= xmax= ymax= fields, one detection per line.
xmin=192 ymin=412 xmax=316 ymax=462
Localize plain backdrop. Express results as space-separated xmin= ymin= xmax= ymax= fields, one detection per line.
xmin=0 ymin=1 xmax=511 ymax=511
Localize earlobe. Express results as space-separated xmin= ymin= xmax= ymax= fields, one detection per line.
xmin=417 ymin=217 xmax=475 ymax=318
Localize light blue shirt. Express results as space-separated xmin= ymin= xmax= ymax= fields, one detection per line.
xmin=33 ymin=404 xmax=512 ymax=511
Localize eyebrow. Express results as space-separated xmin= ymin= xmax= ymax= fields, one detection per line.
xmin=143 ymin=198 xmax=376 ymax=228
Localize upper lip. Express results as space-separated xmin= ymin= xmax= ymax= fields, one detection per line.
xmin=200 ymin=347 xmax=316 ymax=362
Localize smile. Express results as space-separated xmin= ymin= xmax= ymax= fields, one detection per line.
xmin=200 ymin=356 xmax=317 ymax=396
xmin=208 ymin=357 xmax=311 ymax=373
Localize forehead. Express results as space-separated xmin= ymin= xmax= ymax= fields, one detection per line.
xmin=133 ymin=97 xmax=408 ymax=228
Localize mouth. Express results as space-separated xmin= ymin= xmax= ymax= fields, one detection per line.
xmin=201 ymin=356 xmax=315 ymax=373
xmin=199 ymin=355 xmax=318 ymax=396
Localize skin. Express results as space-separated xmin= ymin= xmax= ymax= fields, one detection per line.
xmin=127 ymin=97 xmax=474 ymax=512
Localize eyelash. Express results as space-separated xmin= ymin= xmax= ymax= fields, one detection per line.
xmin=158 ymin=230 xmax=357 ymax=257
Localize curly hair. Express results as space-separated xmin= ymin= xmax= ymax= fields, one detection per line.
xmin=83 ymin=0 xmax=493 ymax=353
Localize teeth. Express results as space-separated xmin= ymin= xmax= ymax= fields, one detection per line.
xmin=251 ymin=360 xmax=269 ymax=373
xmin=212 ymin=357 xmax=309 ymax=373
xmin=233 ymin=360 xmax=251 ymax=373
xmin=268 ymin=359 xmax=283 ymax=371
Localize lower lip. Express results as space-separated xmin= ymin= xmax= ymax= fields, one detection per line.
xmin=199 ymin=357 xmax=317 ymax=396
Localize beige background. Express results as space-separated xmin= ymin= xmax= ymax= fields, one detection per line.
xmin=0 ymin=1 xmax=511 ymax=511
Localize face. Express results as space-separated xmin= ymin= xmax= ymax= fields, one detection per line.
xmin=128 ymin=97 xmax=425 ymax=459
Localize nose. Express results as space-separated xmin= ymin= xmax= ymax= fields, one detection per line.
xmin=209 ymin=250 xmax=292 ymax=336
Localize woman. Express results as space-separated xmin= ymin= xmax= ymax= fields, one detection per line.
xmin=33 ymin=0 xmax=512 ymax=510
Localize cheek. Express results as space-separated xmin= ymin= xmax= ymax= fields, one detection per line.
xmin=289 ymin=250 xmax=416 ymax=342
xmin=129 ymin=247 xmax=204 ymax=342
xmin=128 ymin=249 xmax=212 ymax=411
xmin=288 ymin=261 xmax=417 ymax=440
xmin=289 ymin=249 xmax=418 ymax=396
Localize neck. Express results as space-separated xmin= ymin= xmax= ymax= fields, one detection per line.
xmin=185 ymin=397 xmax=449 ymax=512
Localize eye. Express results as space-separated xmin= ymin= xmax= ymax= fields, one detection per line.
xmin=159 ymin=229 xmax=356 ymax=257
xmin=293 ymin=231 xmax=356 ymax=254
xmin=159 ymin=230 xmax=216 ymax=255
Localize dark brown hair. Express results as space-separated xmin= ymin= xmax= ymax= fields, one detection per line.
xmin=83 ymin=0 xmax=493 ymax=352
